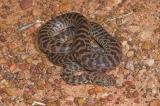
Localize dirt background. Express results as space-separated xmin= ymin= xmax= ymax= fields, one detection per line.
xmin=0 ymin=0 xmax=160 ymax=106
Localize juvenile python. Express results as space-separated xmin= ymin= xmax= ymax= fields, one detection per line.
xmin=38 ymin=12 xmax=122 ymax=86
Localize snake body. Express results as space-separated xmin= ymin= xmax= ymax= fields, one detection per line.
xmin=38 ymin=12 xmax=122 ymax=86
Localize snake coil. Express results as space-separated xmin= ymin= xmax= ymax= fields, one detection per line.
xmin=38 ymin=12 xmax=122 ymax=86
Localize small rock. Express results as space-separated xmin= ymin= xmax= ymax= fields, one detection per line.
xmin=65 ymin=96 xmax=74 ymax=101
xmin=36 ymin=80 xmax=45 ymax=90
xmin=26 ymin=57 xmax=33 ymax=63
xmin=106 ymin=94 xmax=114 ymax=101
xmin=132 ymin=91 xmax=139 ymax=98
xmin=0 ymin=34 xmax=6 ymax=42
xmin=142 ymin=41 xmax=154 ymax=50
xmin=19 ymin=63 xmax=30 ymax=70
xmin=127 ymin=50 xmax=134 ymax=57
xmin=32 ymin=59 xmax=41 ymax=65
xmin=21 ymin=54 xmax=28 ymax=60
xmin=24 ymin=70 xmax=31 ymax=79
xmin=20 ymin=0 xmax=33 ymax=10
xmin=97 ymin=92 xmax=110 ymax=99
xmin=149 ymin=99 xmax=160 ymax=106
xmin=2 ymin=88 xmax=19 ymax=96
xmin=32 ymin=8 xmax=41 ymax=16
xmin=3 ymin=72 xmax=14 ymax=80
xmin=34 ymin=21 xmax=42 ymax=29
xmin=9 ymin=64 xmax=17 ymax=71
xmin=48 ymin=78 xmax=54 ymax=83
xmin=115 ymin=0 xmax=123 ymax=5
xmin=123 ymin=80 xmax=135 ymax=86
xmin=0 ymin=58 xmax=7 ymax=64
xmin=94 ymin=86 xmax=103 ymax=94
xmin=125 ymin=61 xmax=134 ymax=71
xmin=58 ymin=2 xmax=72 ymax=12
xmin=116 ymin=77 xmax=123 ymax=86
xmin=143 ymin=59 xmax=155 ymax=67
xmin=122 ymin=41 xmax=130 ymax=54
xmin=46 ymin=67 xmax=54 ymax=74
xmin=88 ymin=88 xmax=96 ymax=95
xmin=87 ymin=97 xmax=96 ymax=105
xmin=74 ymin=97 xmax=86 ymax=105
xmin=0 ymin=79 xmax=9 ymax=87
xmin=128 ymin=25 xmax=140 ymax=32
xmin=8 ymin=42 xmax=18 ymax=49
xmin=23 ymin=91 xmax=32 ymax=102
xmin=134 ymin=98 xmax=140 ymax=104
xmin=15 ymin=71 xmax=25 ymax=80
xmin=140 ymin=29 xmax=153 ymax=40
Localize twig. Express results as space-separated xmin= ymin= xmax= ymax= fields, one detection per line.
xmin=108 ymin=11 xmax=133 ymax=21
xmin=32 ymin=101 xmax=46 ymax=106
xmin=18 ymin=20 xmax=43 ymax=31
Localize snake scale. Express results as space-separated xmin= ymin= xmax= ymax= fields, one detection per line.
xmin=38 ymin=12 xmax=122 ymax=86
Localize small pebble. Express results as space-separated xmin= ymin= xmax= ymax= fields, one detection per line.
xmin=94 ymin=86 xmax=103 ymax=93
xmin=140 ymin=29 xmax=153 ymax=40
xmin=18 ymin=63 xmax=30 ymax=70
xmin=87 ymin=97 xmax=96 ymax=105
xmin=58 ymin=2 xmax=72 ymax=12
xmin=3 ymin=72 xmax=14 ymax=80
xmin=74 ymin=97 xmax=86 ymax=105
xmin=0 ymin=58 xmax=7 ymax=64
xmin=34 ymin=22 xmax=42 ymax=29
xmin=134 ymin=98 xmax=140 ymax=104
xmin=65 ymin=96 xmax=74 ymax=101
xmin=122 ymin=41 xmax=130 ymax=54
xmin=132 ymin=91 xmax=139 ymax=98
xmin=24 ymin=71 xmax=31 ymax=79
xmin=143 ymin=59 xmax=155 ymax=67
xmin=128 ymin=25 xmax=140 ymax=32
xmin=88 ymin=88 xmax=96 ymax=95
xmin=0 ymin=79 xmax=9 ymax=87
xmin=32 ymin=59 xmax=41 ymax=65
xmin=36 ymin=80 xmax=45 ymax=90
xmin=98 ymin=92 xmax=110 ymax=98
xmin=26 ymin=57 xmax=33 ymax=63
xmin=0 ymin=34 xmax=6 ymax=42
xmin=21 ymin=54 xmax=28 ymax=60
xmin=106 ymin=94 xmax=114 ymax=101
xmin=127 ymin=50 xmax=134 ymax=57
xmin=8 ymin=42 xmax=18 ymax=49
xmin=124 ymin=80 xmax=135 ymax=86
xmin=48 ymin=78 xmax=54 ymax=83
xmin=125 ymin=61 xmax=134 ymax=71
xmin=142 ymin=41 xmax=154 ymax=50
xmin=46 ymin=67 xmax=54 ymax=74
xmin=32 ymin=8 xmax=41 ymax=16
xmin=2 ymin=88 xmax=18 ymax=96
xmin=15 ymin=71 xmax=25 ymax=80
xmin=20 ymin=0 xmax=33 ymax=10
xmin=9 ymin=64 xmax=17 ymax=71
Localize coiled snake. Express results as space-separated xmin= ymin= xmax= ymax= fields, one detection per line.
xmin=38 ymin=12 xmax=122 ymax=86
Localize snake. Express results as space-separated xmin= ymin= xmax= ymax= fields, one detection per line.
xmin=37 ymin=12 xmax=122 ymax=86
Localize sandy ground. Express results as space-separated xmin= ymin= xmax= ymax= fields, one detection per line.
xmin=0 ymin=0 xmax=160 ymax=106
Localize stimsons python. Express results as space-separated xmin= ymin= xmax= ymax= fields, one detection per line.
xmin=37 ymin=12 xmax=122 ymax=87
